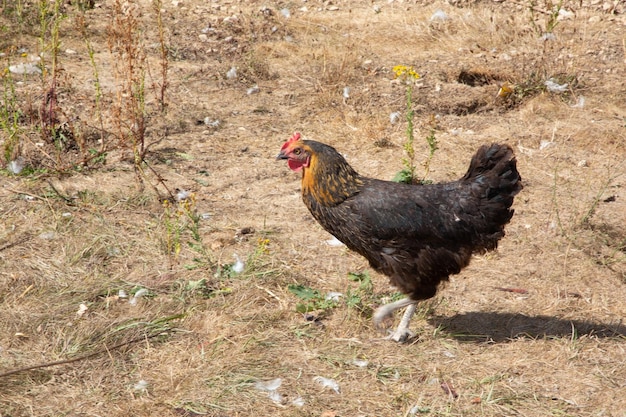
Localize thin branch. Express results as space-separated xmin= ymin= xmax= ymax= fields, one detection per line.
xmin=0 ymin=234 xmax=33 ymax=252
xmin=5 ymin=187 xmax=48 ymax=202
xmin=0 ymin=330 xmax=169 ymax=378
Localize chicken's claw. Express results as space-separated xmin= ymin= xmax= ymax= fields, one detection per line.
xmin=388 ymin=327 xmax=415 ymax=343
xmin=373 ymin=297 xmax=418 ymax=341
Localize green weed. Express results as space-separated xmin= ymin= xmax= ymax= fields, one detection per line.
xmin=0 ymin=70 xmax=21 ymax=164
xmin=345 ymin=271 xmax=374 ymax=315
xmin=287 ymin=284 xmax=338 ymax=313
xmin=162 ymin=193 xmax=212 ymax=270
xmin=528 ymin=0 xmax=563 ymax=37
xmin=391 ymin=65 xmax=438 ymax=185
xmin=76 ymin=10 xmax=106 ymax=159
xmin=37 ymin=0 xmax=71 ymax=157
xmin=392 ymin=65 xmax=419 ymax=184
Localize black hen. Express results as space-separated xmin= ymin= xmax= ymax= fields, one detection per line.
xmin=278 ymin=133 xmax=522 ymax=341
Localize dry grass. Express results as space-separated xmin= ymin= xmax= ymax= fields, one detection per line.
xmin=1 ymin=1 xmax=626 ymax=416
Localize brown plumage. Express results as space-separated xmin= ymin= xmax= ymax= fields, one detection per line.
xmin=277 ymin=133 xmax=522 ymax=341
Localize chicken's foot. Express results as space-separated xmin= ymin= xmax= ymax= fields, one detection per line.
xmin=389 ymin=303 xmax=417 ymax=342
xmin=373 ymin=297 xmax=418 ymax=342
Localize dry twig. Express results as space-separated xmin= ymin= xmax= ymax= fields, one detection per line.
xmin=0 ymin=331 xmax=169 ymax=379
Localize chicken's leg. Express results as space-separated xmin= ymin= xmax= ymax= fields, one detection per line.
xmin=389 ymin=303 xmax=417 ymax=342
xmin=373 ymin=297 xmax=418 ymax=342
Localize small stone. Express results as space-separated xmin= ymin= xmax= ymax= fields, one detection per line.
xmin=8 ymin=63 xmax=42 ymax=75
xmin=39 ymin=231 xmax=57 ymax=240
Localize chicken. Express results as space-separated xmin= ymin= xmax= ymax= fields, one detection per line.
xmin=277 ymin=133 xmax=522 ymax=341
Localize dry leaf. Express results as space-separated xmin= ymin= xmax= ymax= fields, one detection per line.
xmin=440 ymin=381 xmax=459 ymax=398
xmin=495 ymin=287 xmax=529 ymax=294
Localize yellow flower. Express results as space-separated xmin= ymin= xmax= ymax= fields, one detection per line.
xmin=392 ymin=65 xmax=420 ymax=80
xmin=497 ymin=82 xmax=515 ymax=99
xmin=257 ymin=238 xmax=270 ymax=253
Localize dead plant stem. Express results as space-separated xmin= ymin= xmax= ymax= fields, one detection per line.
xmin=0 ymin=331 xmax=169 ymax=379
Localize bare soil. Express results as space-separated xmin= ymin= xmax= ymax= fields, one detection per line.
xmin=1 ymin=1 xmax=625 ymax=416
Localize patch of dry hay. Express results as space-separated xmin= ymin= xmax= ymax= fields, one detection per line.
xmin=1 ymin=1 xmax=625 ymax=416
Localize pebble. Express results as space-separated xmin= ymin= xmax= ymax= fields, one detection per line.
xmin=39 ymin=231 xmax=57 ymax=240
xmin=9 ymin=63 xmax=42 ymax=75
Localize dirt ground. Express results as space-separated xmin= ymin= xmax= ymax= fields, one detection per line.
xmin=1 ymin=0 xmax=625 ymax=416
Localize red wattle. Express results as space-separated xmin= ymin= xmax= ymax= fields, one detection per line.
xmin=288 ymin=159 xmax=304 ymax=172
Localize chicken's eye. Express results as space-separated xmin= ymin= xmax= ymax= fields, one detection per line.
xmin=293 ymin=148 xmax=302 ymax=155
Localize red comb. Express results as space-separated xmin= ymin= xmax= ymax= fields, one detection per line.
xmin=281 ymin=132 xmax=302 ymax=150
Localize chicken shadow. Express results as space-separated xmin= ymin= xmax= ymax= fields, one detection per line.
xmin=428 ymin=311 xmax=626 ymax=343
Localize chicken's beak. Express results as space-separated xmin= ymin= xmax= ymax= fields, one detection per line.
xmin=276 ymin=150 xmax=288 ymax=160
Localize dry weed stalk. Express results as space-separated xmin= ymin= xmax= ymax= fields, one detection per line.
xmin=151 ymin=0 xmax=169 ymax=111
xmin=38 ymin=0 xmax=80 ymax=169
xmin=39 ymin=0 xmax=86 ymax=171
xmin=0 ymin=329 xmax=170 ymax=379
xmin=107 ymin=0 xmax=148 ymax=179
xmin=106 ymin=0 xmax=171 ymax=192
xmin=551 ymin=159 xmax=625 ymax=274
xmin=76 ymin=10 xmax=107 ymax=157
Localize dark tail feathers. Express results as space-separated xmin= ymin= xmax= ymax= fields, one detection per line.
xmin=463 ymin=143 xmax=523 ymax=213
